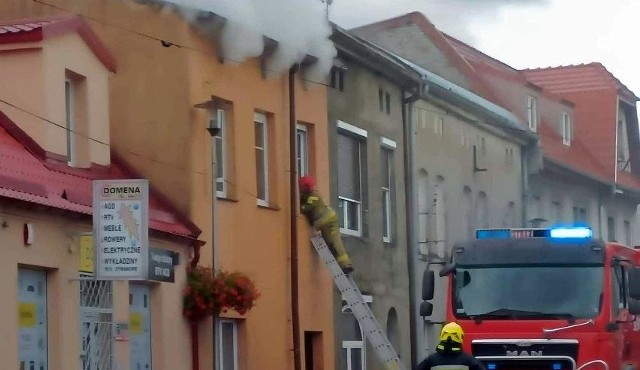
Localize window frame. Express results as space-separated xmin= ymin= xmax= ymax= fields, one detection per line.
xmin=296 ymin=124 xmax=309 ymax=177
xmin=341 ymin=295 xmax=371 ymax=370
xmin=65 ymin=78 xmax=76 ymax=165
xmin=381 ymin=145 xmax=394 ymax=243
xmin=218 ymin=319 xmax=239 ymax=370
xmin=337 ymin=121 xmax=367 ymax=237
xmin=434 ymin=116 xmax=444 ymax=135
xmin=527 ymin=95 xmax=538 ymax=132
xmin=562 ymin=111 xmax=572 ymax=146
xmin=214 ymin=108 xmax=227 ymax=198
xmin=254 ymin=112 xmax=269 ymax=207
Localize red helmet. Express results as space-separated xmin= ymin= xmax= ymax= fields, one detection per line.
xmin=298 ymin=176 xmax=316 ymax=193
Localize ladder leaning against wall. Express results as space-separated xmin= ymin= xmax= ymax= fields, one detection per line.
xmin=309 ymin=231 xmax=406 ymax=370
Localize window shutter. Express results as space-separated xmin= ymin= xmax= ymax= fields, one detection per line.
xmin=338 ymin=134 xmax=360 ymax=200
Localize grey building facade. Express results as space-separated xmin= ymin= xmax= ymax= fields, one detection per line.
xmin=327 ymin=26 xmax=422 ymax=370
xmin=350 ymin=13 xmax=539 ymax=363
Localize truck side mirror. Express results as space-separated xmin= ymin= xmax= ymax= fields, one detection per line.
xmin=629 ymin=300 xmax=640 ymax=316
xmin=422 ymin=270 xmax=434 ymax=301
xmin=629 ymin=267 xmax=640 ymax=300
xmin=420 ymin=301 xmax=433 ymax=317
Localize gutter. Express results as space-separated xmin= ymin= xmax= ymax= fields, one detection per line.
xmin=396 ymin=56 xmax=537 ymax=144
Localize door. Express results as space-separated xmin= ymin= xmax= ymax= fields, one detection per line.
xmin=79 ymin=277 xmax=113 ymax=370
xmin=129 ymin=284 xmax=152 ymax=370
xmin=18 ymin=269 xmax=47 ymax=370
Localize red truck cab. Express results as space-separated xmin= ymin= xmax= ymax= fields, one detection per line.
xmin=421 ymin=227 xmax=640 ymax=370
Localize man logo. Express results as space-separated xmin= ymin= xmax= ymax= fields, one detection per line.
xmin=506 ymin=350 xmax=542 ymax=356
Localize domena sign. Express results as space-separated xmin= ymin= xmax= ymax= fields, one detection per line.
xmin=93 ymin=179 xmax=149 ymax=280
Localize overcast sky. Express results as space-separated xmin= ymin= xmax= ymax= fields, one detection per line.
xmin=329 ymin=0 xmax=640 ymax=97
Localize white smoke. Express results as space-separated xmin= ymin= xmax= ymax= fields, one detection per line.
xmin=331 ymin=0 xmax=549 ymax=45
xmin=158 ymin=0 xmax=337 ymax=80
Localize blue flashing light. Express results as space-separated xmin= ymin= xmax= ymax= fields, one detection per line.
xmin=476 ymin=229 xmax=511 ymax=240
xmin=487 ymin=363 xmax=497 ymax=370
xmin=475 ymin=226 xmax=593 ymax=240
xmin=553 ymin=363 xmax=562 ymax=370
xmin=549 ymin=227 xmax=593 ymax=239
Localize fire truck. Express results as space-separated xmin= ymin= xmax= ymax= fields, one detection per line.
xmin=421 ymin=226 xmax=640 ymax=370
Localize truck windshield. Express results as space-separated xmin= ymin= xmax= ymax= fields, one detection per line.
xmin=453 ymin=265 xmax=603 ymax=320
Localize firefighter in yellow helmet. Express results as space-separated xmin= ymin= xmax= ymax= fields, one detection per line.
xmin=298 ymin=176 xmax=354 ymax=274
xmin=415 ymin=322 xmax=485 ymax=370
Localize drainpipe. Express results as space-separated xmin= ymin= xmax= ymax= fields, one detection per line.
xmin=288 ymin=64 xmax=302 ymax=370
xmin=189 ymin=241 xmax=201 ymax=370
xmin=402 ymin=82 xmax=423 ymax=368
xmin=206 ymin=109 xmax=222 ymax=370
xmin=212 ymin=128 xmax=221 ymax=370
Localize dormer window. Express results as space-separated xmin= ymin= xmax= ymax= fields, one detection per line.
xmin=617 ymin=110 xmax=630 ymax=172
xmin=526 ymin=95 xmax=538 ymax=132
xmin=562 ymin=112 xmax=572 ymax=146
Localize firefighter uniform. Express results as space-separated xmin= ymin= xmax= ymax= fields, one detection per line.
xmin=416 ymin=322 xmax=485 ymax=370
xmin=299 ymin=176 xmax=354 ymax=274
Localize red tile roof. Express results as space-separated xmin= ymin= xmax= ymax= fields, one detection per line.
xmin=522 ymin=63 xmax=639 ymax=102
xmin=439 ymin=31 xmax=640 ymax=189
xmin=0 ymin=110 xmax=201 ymax=242
xmin=0 ymin=15 xmax=116 ymax=72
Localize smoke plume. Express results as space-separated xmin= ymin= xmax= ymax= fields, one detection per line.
xmin=331 ymin=0 xmax=549 ymax=44
xmin=158 ymin=0 xmax=337 ymax=81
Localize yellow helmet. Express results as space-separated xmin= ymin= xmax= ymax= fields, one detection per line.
xmin=439 ymin=322 xmax=464 ymax=344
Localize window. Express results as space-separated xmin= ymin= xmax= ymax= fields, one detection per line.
xmin=382 ymin=148 xmax=393 ymax=243
xmin=611 ymin=265 xmax=628 ymax=318
xmin=463 ymin=186 xmax=473 ymax=238
xmin=378 ymin=89 xmax=391 ymax=115
xmin=608 ymin=216 xmax=616 ymax=242
xmin=65 ymin=78 xmax=75 ymax=164
xmin=624 ymin=220 xmax=632 ymax=246
xmin=552 ymin=201 xmax=563 ymax=222
xmin=254 ymin=112 xmax=269 ymax=206
xmin=296 ymin=124 xmax=309 ymax=177
xmin=434 ymin=116 xmax=444 ymax=135
xmin=504 ymin=148 xmax=514 ymax=168
xmin=219 ymin=319 xmax=239 ymax=370
xmin=573 ymin=207 xmax=588 ymax=223
xmin=330 ymin=67 xmax=345 ymax=92
xmin=526 ymin=95 xmax=538 ymax=132
xmin=618 ymin=118 xmax=630 ymax=172
xmin=385 ymin=92 xmax=391 ymax=115
xmin=562 ymin=112 xmax=571 ymax=146
xmin=338 ymin=130 xmax=364 ymax=236
xmin=461 ymin=127 xmax=470 ymax=147
xmin=341 ymin=295 xmax=371 ymax=370
xmin=477 ymin=191 xmax=488 ymax=228
xmin=18 ymin=269 xmax=48 ymax=370
xmin=214 ymin=109 xmax=227 ymax=197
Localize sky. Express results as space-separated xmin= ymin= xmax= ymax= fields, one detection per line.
xmin=329 ymin=0 xmax=640 ymax=96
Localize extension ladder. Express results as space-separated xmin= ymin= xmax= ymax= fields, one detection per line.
xmin=310 ymin=231 xmax=406 ymax=370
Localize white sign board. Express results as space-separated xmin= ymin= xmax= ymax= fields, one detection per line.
xmin=93 ymin=179 xmax=149 ymax=280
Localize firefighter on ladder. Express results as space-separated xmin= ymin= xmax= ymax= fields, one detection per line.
xmin=298 ymin=176 xmax=354 ymax=274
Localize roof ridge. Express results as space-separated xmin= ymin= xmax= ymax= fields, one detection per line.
xmin=520 ymin=62 xmax=602 ymax=72
xmin=441 ymin=31 xmax=519 ymax=73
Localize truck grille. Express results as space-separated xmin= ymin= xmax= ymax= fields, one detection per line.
xmin=471 ymin=339 xmax=579 ymax=361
